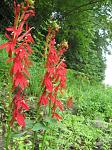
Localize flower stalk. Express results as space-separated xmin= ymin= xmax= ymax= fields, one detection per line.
xmin=39 ymin=22 xmax=68 ymax=121
xmin=0 ymin=0 xmax=35 ymax=127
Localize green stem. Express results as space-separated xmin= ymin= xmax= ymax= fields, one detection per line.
xmin=32 ymin=131 xmax=36 ymax=150
xmin=41 ymin=130 xmax=47 ymax=150
xmin=5 ymin=78 xmax=12 ymax=149
xmin=49 ymin=101 xmax=51 ymax=116
xmin=5 ymin=123 xmax=11 ymax=150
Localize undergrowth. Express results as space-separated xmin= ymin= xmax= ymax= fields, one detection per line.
xmin=0 ymin=34 xmax=112 ymax=149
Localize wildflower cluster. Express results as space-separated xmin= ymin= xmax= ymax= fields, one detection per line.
xmin=39 ymin=23 xmax=68 ymax=120
xmin=0 ymin=0 xmax=35 ymax=126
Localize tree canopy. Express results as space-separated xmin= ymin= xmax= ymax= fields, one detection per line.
xmin=0 ymin=0 xmax=112 ymax=82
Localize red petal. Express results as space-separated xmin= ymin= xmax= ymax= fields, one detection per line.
xmin=23 ymin=58 xmax=32 ymax=67
xmin=16 ymin=101 xmax=21 ymax=109
xmin=44 ymin=74 xmax=53 ymax=92
xmin=66 ymin=97 xmax=73 ymax=108
xmin=24 ymin=14 xmax=30 ymax=21
xmin=0 ymin=42 xmax=8 ymax=49
xmin=6 ymin=27 xmax=14 ymax=31
xmin=17 ymin=113 xmax=26 ymax=127
xmin=26 ymin=23 xmax=29 ymax=31
xmin=6 ymin=57 xmax=14 ymax=63
xmin=12 ymin=58 xmax=23 ymax=74
xmin=18 ymin=27 xmax=34 ymax=41
xmin=6 ymin=45 xmax=11 ymax=52
xmin=26 ymin=44 xmax=33 ymax=54
xmin=48 ymin=94 xmax=56 ymax=103
xmin=56 ymin=100 xmax=63 ymax=111
xmin=52 ymin=113 xmax=62 ymax=121
xmin=15 ymin=47 xmax=28 ymax=59
xmin=14 ymin=72 xmax=28 ymax=89
xmin=26 ymin=35 xmax=34 ymax=43
xmin=16 ymin=21 xmax=25 ymax=37
xmin=5 ymin=33 xmax=11 ymax=40
xmin=21 ymin=100 xmax=29 ymax=110
xmin=59 ymin=48 xmax=66 ymax=55
xmin=39 ymin=92 xmax=48 ymax=106
xmin=23 ymin=68 xmax=30 ymax=77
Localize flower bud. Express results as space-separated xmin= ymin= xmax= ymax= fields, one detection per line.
xmin=54 ymin=22 xmax=60 ymax=32
xmin=60 ymin=40 xmax=68 ymax=49
xmin=27 ymin=0 xmax=35 ymax=8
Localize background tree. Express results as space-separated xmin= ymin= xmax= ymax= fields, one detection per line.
xmin=0 ymin=0 xmax=112 ymax=82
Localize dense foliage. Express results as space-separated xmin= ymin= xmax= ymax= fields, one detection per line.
xmin=0 ymin=0 xmax=112 ymax=150
xmin=30 ymin=0 xmax=112 ymax=81
xmin=1 ymin=0 xmax=112 ymax=81
xmin=0 ymin=51 xmax=112 ymax=149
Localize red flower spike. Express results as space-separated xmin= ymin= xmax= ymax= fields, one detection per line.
xmin=0 ymin=0 xmax=35 ymax=127
xmin=39 ymin=26 xmax=68 ymax=121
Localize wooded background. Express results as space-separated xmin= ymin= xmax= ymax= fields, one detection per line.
xmin=0 ymin=0 xmax=112 ymax=82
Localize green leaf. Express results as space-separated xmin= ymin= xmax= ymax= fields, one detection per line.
xmin=32 ymin=123 xmax=46 ymax=131
xmin=44 ymin=116 xmax=57 ymax=124
xmin=25 ymin=119 xmax=34 ymax=129
xmin=13 ymin=132 xmax=26 ymax=138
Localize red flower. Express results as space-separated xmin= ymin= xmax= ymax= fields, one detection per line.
xmin=16 ymin=112 xmax=26 ymax=127
xmin=44 ymin=73 xmax=53 ymax=92
xmin=11 ymin=58 xmax=23 ymax=74
xmin=13 ymin=72 xmax=28 ymax=90
xmin=39 ymin=26 xmax=68 ymax=121
xmin=66 ymin=97 xmax=73 ymax=109
xmin=21 ymin=100 xmax=29 ymax=110
xmin=12 ymin=89 xmax=29 ymax=127
xmin=48 ymin=93 xmax=56 ymax=103
xmin=52 ymin=113 xmax=62 ymax=121
xmin=39 ymin=92 xmax=48 ymax=106
xmin=15 ymin=46 xmax=28 ymax=59
xmin=13 ymin=89 xmax=29 ymax=111
xmin=55 ymin=100 xmax=63 ymax=111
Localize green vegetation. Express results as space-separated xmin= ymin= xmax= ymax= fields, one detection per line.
xmin=0 ymin=0 xmax=112 ymax=149
xmin=1 ymin=0 xmax=112 ymax=81
xmin=0 ymin=45 xmax=112 ymax=149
